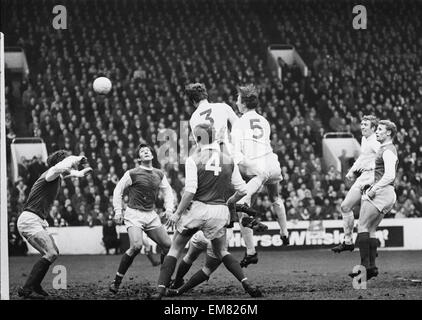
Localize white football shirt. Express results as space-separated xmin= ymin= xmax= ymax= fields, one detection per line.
xmin=231 ymin=110 xmax=273 ymax=164
xmin=189 ymin=100 xmax=238 ymax=143
xmin=350 ymin=133 xmax=381 ymax=172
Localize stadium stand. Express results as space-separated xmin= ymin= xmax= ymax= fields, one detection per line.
xmin=4 ymin=0 xmax=422 ymax=232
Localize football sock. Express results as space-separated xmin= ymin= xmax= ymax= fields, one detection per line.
xmin=157 ymin=255 xmax=178 ymax=288
xmin=24 ymin=258 xmax=51 ymax=289
xmin=239 ymin=224 xmax=256 ymax=255
xmin=238 ymin=176 xmax=263 ymax=206
xmin=272 ymin=198 xmax=288 ymax=236
xmin=115 ymin=251 xmax=139 ymax=282
xmin=222 ymin=254 xmax=245 ymax=282
xmin=369 ymin=238 xmax=378 ymax=268
xmin=174 ymin=259 xmax=193 ymax=283
xmin=342 ymin=211 xmax=354 ymax=244
xmin=178 ymin=270 xmax=209 ymax=295
xmin=357 ymin=232 xmax=370 ymax=269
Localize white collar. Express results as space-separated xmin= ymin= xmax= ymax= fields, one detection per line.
xmin=139 ymin=165 xmax=153 ymax=171
xmin=380 ymin=141 xmax=393 ymax=147
xmin=197 ymin=100 xmax=209 ymax=109
xmin=367 ymin=133 xmax=377 ymax=141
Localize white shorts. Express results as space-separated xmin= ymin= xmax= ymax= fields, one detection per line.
xmin=124 ymin=207 xmax=162 ymax=231
xmin=190 ymin=229 xmax=234 ymax=259
xmin=17 ymin=211 xmax=49 ymax=240
xmin=241 ymin=153 xmax=282 ymax=184
xmin=176 ymin=201 xmax=230 ymax=240
xmin=350 ymin=170 xmax=375 ymax=191
xmin=362 ymin=185 xmax=397 ymax=215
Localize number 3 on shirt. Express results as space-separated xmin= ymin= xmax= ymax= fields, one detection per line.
xmin=199 ymin=108 xmax=215 ymax=125
xmin=205 ymin=153 xmax=222 ymax=176
xmin=250 ymin=119 xmax=264 ymax=139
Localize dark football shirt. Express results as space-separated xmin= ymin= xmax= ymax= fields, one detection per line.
xmin=23 ymin=171 xmax=61 ymax=219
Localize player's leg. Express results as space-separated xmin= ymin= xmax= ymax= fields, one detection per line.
xmin=154 ymin=230 xmax=193 ymax=299
xmin=210 ymin=234 xmax=262 ymax=297
xmin=145 ymin=224 xmax=172 ymax=263
xmin=110 ymin=226 xmax=144 ymax=293
xmin=368 ymin=213 xmax=383 ymax=274
xmin=267 ymin=182 xmax=289 ymax=242
xmin=142 ymin=232 xmax=160 ymax=266
xmin=352 ymin=199 xmax=381 ymax=279
xmin=333 ymin=186 xmax=361 ymax=252
xmin=19 ymin=230 xmax=58 ymax=297
xmin=171 ymin=232 xmax=207 ymax=289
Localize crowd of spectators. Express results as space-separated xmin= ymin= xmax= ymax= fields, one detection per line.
xmin=4 ymin=0 xmax=422 ymax=230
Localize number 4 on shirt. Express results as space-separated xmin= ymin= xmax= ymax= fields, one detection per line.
xmin=205 ymin=153 xmax=222 ymax=176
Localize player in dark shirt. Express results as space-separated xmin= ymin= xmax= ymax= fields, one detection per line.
xmin=350 ymin=120 xmax=399 ymax=281
xmin=109 ymin=144 xmax=175 ymax=294
xmin=17 ymin=150 xmax=91 ymax=298
xmin=152 ymin=123 xmax=262 ymax=299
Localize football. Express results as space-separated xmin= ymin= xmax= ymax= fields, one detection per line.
xmin=93 ymin=77 xmax=112 ymax=94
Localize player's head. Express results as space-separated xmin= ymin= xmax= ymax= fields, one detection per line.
xmin=376 ymin=120 xmax=397 ymax=143
xmin=360 ymin=115 xmax=379 ymax=137
xmin=185 ymin=83 xmax=208 ymax=106
xmin=47 ymin=150 xmax=69 ymax=168
xmin=193 ymin=123 xmax=216 ymax=146
xmin=137 ymin=143 xmax=154 ymax=162
xmin=237 ymin=84 xmax=259 ymax=113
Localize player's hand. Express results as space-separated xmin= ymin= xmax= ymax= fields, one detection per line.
xmin=71 ymin=167 xmax=93 ymax=178
xmin=114 ymin=213 xmax=124 ymax=225
xmin=165 ymin=213 xmax=180 ymax=229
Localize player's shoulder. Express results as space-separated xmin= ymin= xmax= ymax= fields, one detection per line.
xmin=152 ymin=167 xmax=165 ymax=178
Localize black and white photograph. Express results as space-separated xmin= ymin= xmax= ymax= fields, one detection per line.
xmin=0 ymin=0 xmax=422 ymax=306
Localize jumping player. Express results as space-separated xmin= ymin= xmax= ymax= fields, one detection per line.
xmin=186 ymin=83 xmax=239 ymax=146
xmin=350 ymin=120 xmax=398 ymax=279
xmin=332 ymin=115 xmax=380 ymax=253
xmin=109 ymin=144 xmax=174 ymax=293
xmin=17 ymin=151 xmax=92 ymax=298
xmin=230 ymin=84 xmax=289 ymax=267
xmin=152 ymin=123 xmax=262 ymax=299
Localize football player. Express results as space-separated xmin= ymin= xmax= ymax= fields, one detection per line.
xmin=349 ymin=120 xmax=398 ymax=279
xmin=152 ymin=123 xmax=262 ymax=299
xmin=17 ymin=151 xmax=92 ymax=298
xmin=109 ymin=144 xmax=174 ymax=293
xmin=229 ymin=84 xmax=289 ymax=268
xmin=332 ymin=115 xmax=380 ymax=253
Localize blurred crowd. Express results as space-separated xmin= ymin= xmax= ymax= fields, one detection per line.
xmin=4 ymin=0 xmax=422 ymax=233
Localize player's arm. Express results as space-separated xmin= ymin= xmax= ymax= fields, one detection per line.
xmin=45 ymin=155 xmax=87 ymax=182
xmin=367 ymin=149 xmax=397 ymax=198
xmin=227 ymin=163 xmax=248 ymax=205
xmin=112 ymin=171 xmax=133 ymax=223
xmin=231 ymin=122 xmax=245 ymax=166
xmin=159 ymin=174 xmax=175 ymax=216
xmin=166 ymin=157 xmax=197 ymax=227
xmin=63 ymin=167 xmax=93 ymax=179
xmin=226 ymin=103 xmax=239 ymax=127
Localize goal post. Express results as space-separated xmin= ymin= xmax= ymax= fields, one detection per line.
xmin=0 ymin=32 xmax=10 ymax=300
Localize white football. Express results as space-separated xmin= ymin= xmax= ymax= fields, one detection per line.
xmin=93 ymin=77 xmax=112 ymax=94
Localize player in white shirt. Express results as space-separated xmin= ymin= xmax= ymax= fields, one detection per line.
xmin=332 ymin=115 xmax=380 ymax=253
xmin=230 ymin=84 xmax=289 ymax=267
xmin=187 ymin=83 xmax=239 ymax=146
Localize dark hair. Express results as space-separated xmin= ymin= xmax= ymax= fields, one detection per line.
xmin=238 ymin=84 xmax=259 ymax=109
xmin=194 ymin=123 xmax=216 ymax=145
xmin=185 ymin=83 xmax=208 ymax=104
xmin=378 ymin=120 xmax=397 ymax=139
xmin=137 ymin=143 xmax=154 ymax=156
xmin=361 ymin=115 xmax=379 ymax=130
xmin=47 ymin=150 xmax=68 ymax=168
